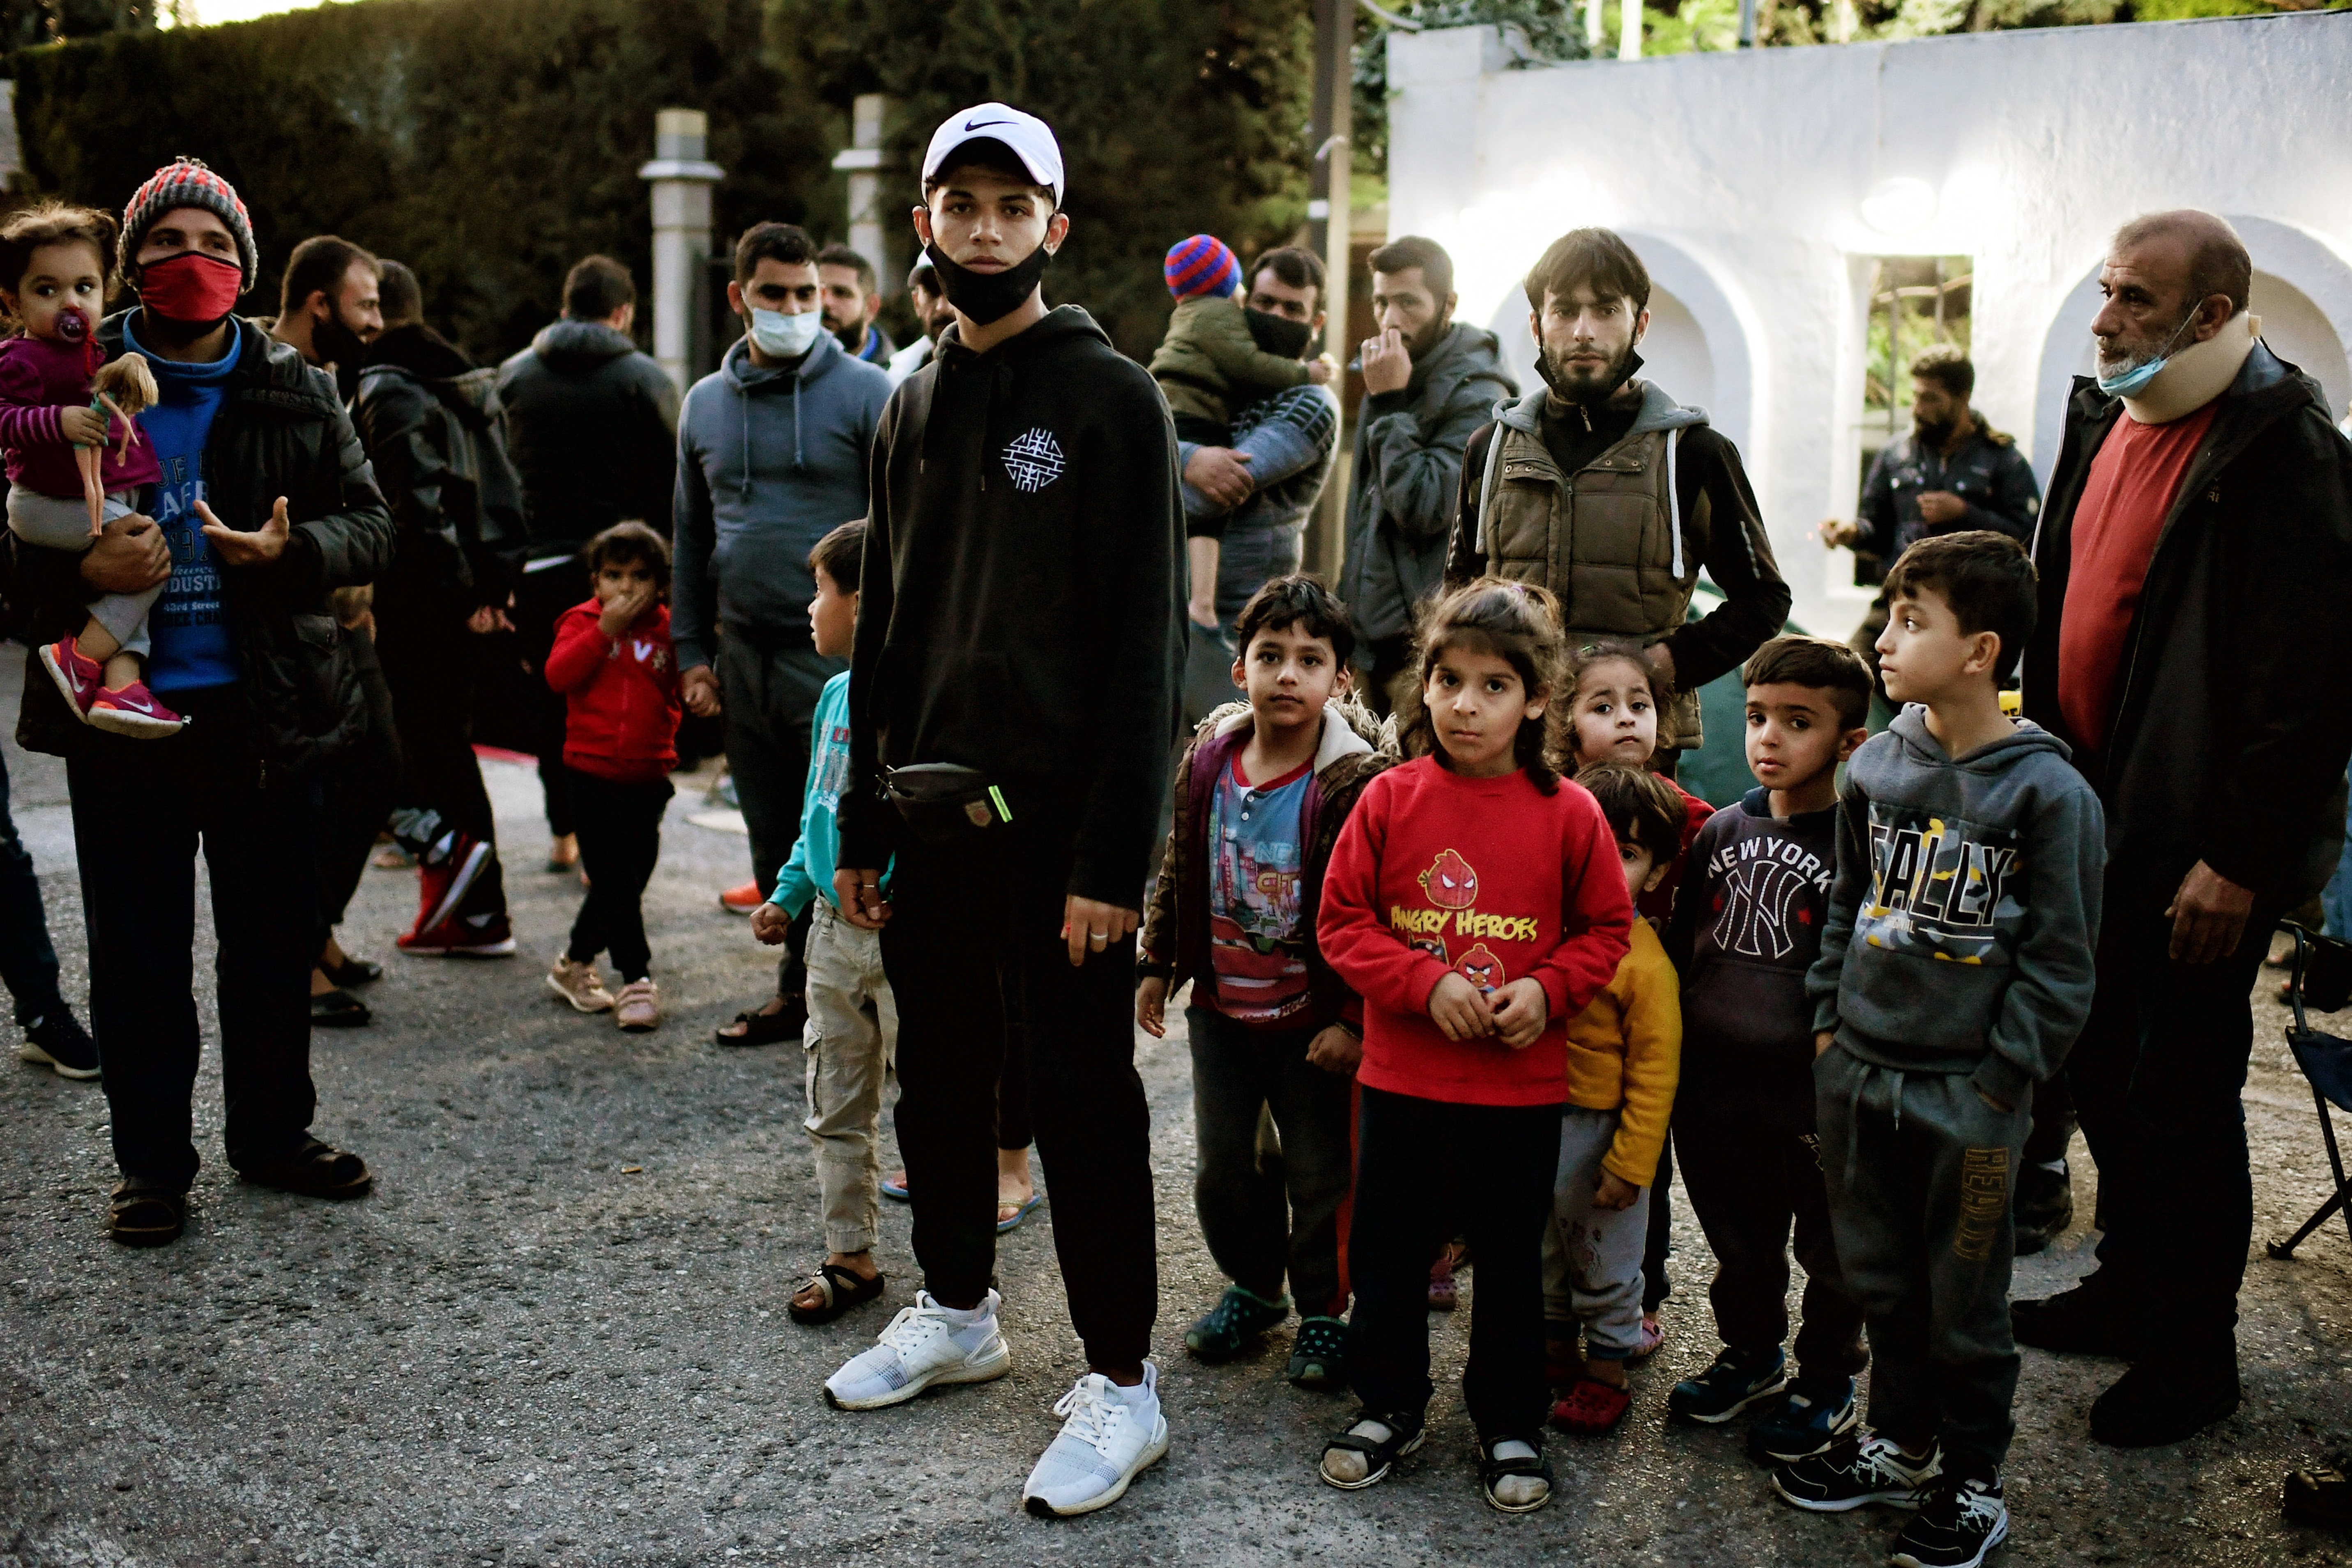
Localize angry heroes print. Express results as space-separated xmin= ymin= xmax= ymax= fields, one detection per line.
xmin=1391 ymin=849 xmax=1543 ymax=990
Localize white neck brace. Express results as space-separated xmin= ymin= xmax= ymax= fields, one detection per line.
xmin=2120 ymin=311 xmax=2260 ymax=425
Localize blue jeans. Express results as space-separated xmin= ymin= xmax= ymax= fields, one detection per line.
xmin=0 ymin=745 xmax=67 ymax=1027
xmin=69 ymin=689 xmax=324 ymax=1188
xmin=2324 ymin=770 xmax=2352 ymax=938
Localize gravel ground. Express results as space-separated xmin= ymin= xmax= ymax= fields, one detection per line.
xmin=2 ymin=658 xmax=2349 ymax=1567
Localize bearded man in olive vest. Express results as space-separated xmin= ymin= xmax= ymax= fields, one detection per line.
xmin=1447 ymin=228 xmax=1788 ymax=755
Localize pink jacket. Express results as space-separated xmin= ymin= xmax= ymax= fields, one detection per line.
xmin=0 ymin=334 xmax=161 ymax=497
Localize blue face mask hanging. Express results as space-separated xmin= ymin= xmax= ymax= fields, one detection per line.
xmin=748 ymin=306 xmax=823 ymax=360
xmin=2095 ymin=308 xmax=2200 ymax=398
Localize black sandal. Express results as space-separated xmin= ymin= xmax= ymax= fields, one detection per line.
xmin=1479 ymin=1436 xmax=1555 ymax=1514
xmin=319 ymin=955 xmax=382 ymax=988
xmin=310 ymin=989 xmax=371 ymax=1028
xmin=715 ymin=996 xmax=805 ymax=1048
xmin=1319 ymin=1410 xmax=1426 ymax=1490
xmin=106 ymin=1183 xmax=186 ymax=1247
xmin=787 ymin=1262 xmax=887 ymax=1325
xmin=237 ymin=1140 xmax=373 ymax=1200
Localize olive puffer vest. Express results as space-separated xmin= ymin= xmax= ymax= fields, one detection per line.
xmin=1474 ymin=382 xmax=1710 ymax=746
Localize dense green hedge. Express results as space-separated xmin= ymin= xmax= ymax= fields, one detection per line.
xmin=9 ymin=0 xmax=832 ymax=364
xmin=769 ymin=0 xmax=1316 ymax=359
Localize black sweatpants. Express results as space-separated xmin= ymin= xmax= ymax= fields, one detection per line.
xmin=880 ymin=824 xmax=1158 ymax=1369
xmin=1347 ymin=1084 xmax=1560 ymax=1440
xmin=565 ymin=769 xmax=672 ymax=983
xmin=1675 ymin=1094 xmax=1868 ymax=1380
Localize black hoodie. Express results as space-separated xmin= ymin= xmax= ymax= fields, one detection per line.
xmin=356 ymin=324 xmax=529 ymax=635
xmin=838 ymin=305 xmax=1184 ymax=906
xmin=493 ymin=319 xmax=680 ymax=543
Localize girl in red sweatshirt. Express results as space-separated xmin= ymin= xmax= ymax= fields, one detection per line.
xmin=543 ymin=523 xmax=684 ymax=1032
xmin=1313 ymin=580 xmax=1633 ymax=1514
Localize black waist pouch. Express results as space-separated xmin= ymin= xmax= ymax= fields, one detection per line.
xmin=884 ymin=763 xmax=1017 ymax=845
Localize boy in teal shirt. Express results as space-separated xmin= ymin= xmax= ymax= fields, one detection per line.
xmin=753 ymin=519 xmax=896 ymax=1326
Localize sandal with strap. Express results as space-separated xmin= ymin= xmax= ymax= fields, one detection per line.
xmin=1480 ymin=1436 xmax=1556 ymax=1513
xmin=787 ymin=1261 xmax=887 ymax=1326
xmin=1319 ymin=1410 xmax=1426 ymax=1491
xmin=715 ymin=996 xmax=805 ymax=1048
xmin=106 ymin=1183 xmax=186 ymax=1247
xmin=1550 ymin=1376 xmax=1634 ymax=1434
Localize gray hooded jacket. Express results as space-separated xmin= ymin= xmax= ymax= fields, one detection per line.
xmin=672 ymin=331 xmax=892 ymax=669
xmin=1806 ymin=707 xmax=2106 ymax=1110
xmin=1339 ymin=322 xmax=1517 ymax=642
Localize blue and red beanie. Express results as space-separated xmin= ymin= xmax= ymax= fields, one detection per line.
xmin=1164 ymin=235 xmax=1240 ymax=301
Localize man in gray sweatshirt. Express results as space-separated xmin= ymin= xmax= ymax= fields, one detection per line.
xmin=1780 ymin=533 xmax=2103 ymax=1568
xmin=675 ymin=223 xmax=891 ymax=1042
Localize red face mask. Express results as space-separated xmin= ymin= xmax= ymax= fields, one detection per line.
xmin=138 ymin=251 xmax=243 ymax=324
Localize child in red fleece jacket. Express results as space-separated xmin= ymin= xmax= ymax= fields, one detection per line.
xmin=543 ymin=523 xmax=683 ymax=1032
xmin=1313 ymin=579 xmax=1632 ymax=1515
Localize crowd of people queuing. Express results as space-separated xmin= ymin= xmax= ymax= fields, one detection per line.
xmin=3 ymin=99 xmax=2351 ymax=1554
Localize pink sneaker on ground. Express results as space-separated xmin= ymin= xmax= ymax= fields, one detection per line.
xmin=86 ymin=679 xmax=186 ymax=739
xmin=39 ymin=638 xmax=103 ymax=721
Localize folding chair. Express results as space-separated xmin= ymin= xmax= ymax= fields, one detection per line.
xmin=2266 ymin=925 xmax=2352 ymax=1261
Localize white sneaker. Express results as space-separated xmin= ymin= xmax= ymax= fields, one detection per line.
xmin=1021 ymin=1362 xmax=1170 ymax=1517
xmin=822 ymin=1290 xmax=1010 ymax=1410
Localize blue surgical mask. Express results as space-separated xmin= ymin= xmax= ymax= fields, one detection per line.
xmin=2095 ymin=308 xmax=2199 ymax=398
xmin=748 ymin=306 xmax=822 ymax=360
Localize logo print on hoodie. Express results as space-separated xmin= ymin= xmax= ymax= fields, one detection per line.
xmin=1859 ymin=807 xmax=2023 ymax=964
xmin=1002 ymin=427 xmax=1066 ymax=493
xmin=1419 ymin=849 xmax=1478 ymax=909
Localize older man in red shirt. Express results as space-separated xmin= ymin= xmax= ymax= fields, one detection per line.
xmin=2017 ymin=210 xmax=2352 ymax=1448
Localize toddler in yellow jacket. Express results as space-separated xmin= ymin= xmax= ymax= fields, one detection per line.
xmin=1546 ymin=762 xmax=1685 ymax=1435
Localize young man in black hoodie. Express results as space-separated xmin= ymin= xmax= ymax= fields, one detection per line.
xmin=825 ymin=104 xmax=1184 ymax=1519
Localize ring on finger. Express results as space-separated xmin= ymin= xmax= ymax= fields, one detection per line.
xmin=1088 ymin=930 xmax=1109 ymax=946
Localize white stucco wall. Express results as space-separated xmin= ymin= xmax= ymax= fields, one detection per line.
xmin=1386 ymin=13 xmax=2352 ymax=636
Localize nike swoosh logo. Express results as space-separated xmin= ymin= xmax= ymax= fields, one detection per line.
xmin=963 ymin=116 xmax=1015 ymax=131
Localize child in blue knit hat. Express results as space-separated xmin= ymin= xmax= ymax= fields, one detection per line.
xmin=1147 ymin=234 xmax=1335 ymax=637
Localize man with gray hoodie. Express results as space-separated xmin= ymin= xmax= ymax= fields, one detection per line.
xmin=676 ymin=222 xmax=891 ymax=1044
xmin=1780 ymin=532 xmax=2103 ymax=1568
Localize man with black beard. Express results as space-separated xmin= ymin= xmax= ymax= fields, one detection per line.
xmin=271 ymin=235 xmax=382 ymax=399
xmin=1447 ymin=227 xmax=1787 ymax=758
xmin=1820 ymin=344 xmax=2041 ymax=698
xmin=1340 ymin=235 xmax=1516 ymax=715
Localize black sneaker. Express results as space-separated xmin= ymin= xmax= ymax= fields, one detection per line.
xmin=2284 ymin=1455 xmax=2352 ymax=1529
xmin=1772 ymin=1430 xmax=1941 ymax=1512
xmin=1747 ymin=1374 xmax=1860 ymax=1463
xmin=19 ymin=1010 xmax=99 ymax=1080
xmin=1667 ymin=1345 xmax=1788 ymax=1424
xmin=1892 ymin=1471 xmax=2009 ymax=1567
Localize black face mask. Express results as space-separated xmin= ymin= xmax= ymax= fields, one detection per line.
xmin=315 ymin=309 xmax=370 ymax=371
xmin=1244 ymin=307 xmax=1314 ymax=361
xmin=925 ymin=239 xmax=1053 ymax=328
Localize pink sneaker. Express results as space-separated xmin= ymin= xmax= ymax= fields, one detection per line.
xmin=86 ymin=680 xmax=187 ymax=739
xmin=39 ymin=638 xmax=103 ymax=721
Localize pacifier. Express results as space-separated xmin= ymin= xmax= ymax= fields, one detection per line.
xmin=55 ymin=308 xmax=88 ymax=344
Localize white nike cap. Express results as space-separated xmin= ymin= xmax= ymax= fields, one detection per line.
xmin=922 ymin=103 xmax=1066 ymax=210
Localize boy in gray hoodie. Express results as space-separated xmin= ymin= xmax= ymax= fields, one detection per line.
xmin=1778 ymin=533 xmax=2103 ymax=1568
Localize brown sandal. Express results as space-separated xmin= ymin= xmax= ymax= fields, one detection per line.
xmin=787 ymin=1262 xmax=886 ymax=1325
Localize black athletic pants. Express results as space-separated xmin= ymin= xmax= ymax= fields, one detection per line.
xmin=880 ymin=822 xmax=1158 ymax=1369
xmin=565 ymin=769 xmax=672 ymax=983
